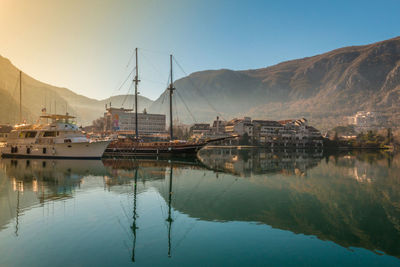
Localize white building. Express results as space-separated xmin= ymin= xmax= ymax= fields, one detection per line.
xmin=225 ymin=117 xmax=253 ymax=137
xmin=104 ymin=107 xmax=166 ymax=135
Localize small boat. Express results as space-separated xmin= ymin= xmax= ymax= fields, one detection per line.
xmin=1 ymin=114 xmax=110 ymax=159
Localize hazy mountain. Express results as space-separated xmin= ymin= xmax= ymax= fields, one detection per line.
xmin=149 ymin=36 xmax=400 ymax=129
xmin=2 ymin=36 xmax=400 ymax=129
xmin=0 ymin=55 xmax=153 ymax=125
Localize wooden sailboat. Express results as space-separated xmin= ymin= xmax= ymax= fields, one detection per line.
xmin=104 ymin=51 xmax=233 ymax=157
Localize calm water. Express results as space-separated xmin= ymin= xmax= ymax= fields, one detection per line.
xmin=0 ymin=148 xmax=399 ymax=266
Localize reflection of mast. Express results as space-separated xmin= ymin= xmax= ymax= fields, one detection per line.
xmin=14 ymin=180 xmax=23 ymax=236
xmin=166 ymin=164 xmax=173 ymax=257
xmin=131 ymin=168 xmax=139 ymax=262
xmin=15 ymin=190 xmax=20 ymax=236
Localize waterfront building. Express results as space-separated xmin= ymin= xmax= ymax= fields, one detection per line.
xmin=104 ymin=107 xmax=166 ymax=135
xmin=190 ymin=123 xmax=211 ymax=139
xmin=0 ymin=125 xmax=13 ymax=142
xmin=211 ymin=116 xmax=227 ymax=134
xmin=347 ymin=111 xmax=386 ymax=130
xmin=225 ymin=117 xmax=322 ymax=147
xmin=225 ymin=117 xmax=253 ymax=137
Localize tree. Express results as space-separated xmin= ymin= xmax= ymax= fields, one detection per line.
xmin=92 ymin=117 xmax=105 ymax=132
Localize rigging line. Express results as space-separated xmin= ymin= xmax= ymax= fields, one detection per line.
xmin=121 ymin=82 xmax=134 ymax=107
xmin=114 ymin=67 xmax=136 ymax=95
xmin=126 ymin=50 xmax=136 ymax=68
xmin=174 ymin=92 xmax=179 ymax=123
xmin=175 ymin=90 xmax=197 ymax=123
xmin=139 ymin=50 xmax=168 ymax=83
xmin=172 ymin=56 xmax=226 ymax=121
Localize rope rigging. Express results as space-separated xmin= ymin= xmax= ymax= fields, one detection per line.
xmin=172 ymin=56 xmax=226 ymax=121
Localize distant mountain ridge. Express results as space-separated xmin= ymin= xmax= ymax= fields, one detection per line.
xmin=0 ymin=55 xmax=153 ymax=125
xmin=1 ymin=36 xmax=400 ymax=129
xmin=149 ymin=36 xmax=400 ymax=129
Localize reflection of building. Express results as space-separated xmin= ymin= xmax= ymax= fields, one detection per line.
xmin=104 ymin=107 xmax=166 ymax=135
xmin=198 ymin=148 xmax=323 ymax=177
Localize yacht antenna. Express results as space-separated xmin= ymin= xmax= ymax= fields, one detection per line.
xmin=168 ymin=55 xmax=175 ymax=140
xmin=133 ymin=48 xmax=140 ymax=139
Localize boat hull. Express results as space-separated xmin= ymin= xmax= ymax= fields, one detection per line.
xmin=1 ymin=141 xmax=110 ymax=159
xmin=104 ymin=143 xmax=206 ymax=157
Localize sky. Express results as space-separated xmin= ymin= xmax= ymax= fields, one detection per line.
xmin=0 ymin=0 xmax=399 ymax=101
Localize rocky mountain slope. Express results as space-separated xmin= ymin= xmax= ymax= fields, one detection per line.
xmin=2 ymin=36 xmax=399 ymax=129
xmin=149 ymin=36 xmax=400 ymax=129
xmin=0 ymin=55 xmax=153 ymax=125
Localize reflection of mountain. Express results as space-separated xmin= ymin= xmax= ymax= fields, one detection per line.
xmin=1 ymin=153 xmax=399 ymax=259
xmin=198 ymin=148 xmax=323 ymax=177
xmin=156 ymin=151 xmax=400 ymax=258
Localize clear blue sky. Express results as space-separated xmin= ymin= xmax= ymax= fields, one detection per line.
xmin=1 ymin=0 xmax=399 ymax=100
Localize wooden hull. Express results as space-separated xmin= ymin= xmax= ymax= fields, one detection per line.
xmin=104 ymin=142 xmax=207 ymax=157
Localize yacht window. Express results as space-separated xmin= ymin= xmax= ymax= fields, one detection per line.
xmin=25 ymin=131 xmax=37 ymax=138
xmin=64 ymin=139 xmax=72 ymax=143
xmin=43 ymin=131 xmax=57 ymax=137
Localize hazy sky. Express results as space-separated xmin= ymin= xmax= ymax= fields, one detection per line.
xmin=0 ymin=0 xmax=399 ymax=100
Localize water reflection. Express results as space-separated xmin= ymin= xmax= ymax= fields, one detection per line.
xmin=198 ymin=148 xmax=324 ymax=176
xmin=0 ymin=149 xmax=399 ymax=264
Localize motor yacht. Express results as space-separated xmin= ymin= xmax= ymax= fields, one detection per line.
xmin=1 ymin=114 xmax=110 ymax=159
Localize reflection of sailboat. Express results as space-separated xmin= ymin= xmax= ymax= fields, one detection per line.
xmin=131 ymin=168 xmax=138 ymax=262
xmin=0 ymin=159 xmax=109 ymax=234
xmin=14 ymin=180 xmax=23 ymax=236
xmin=166 ymin=163 xmax=173 ymax=258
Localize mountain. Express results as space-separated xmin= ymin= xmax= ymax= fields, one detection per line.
xmin=0 ymin=55 xmax=153 ymax=125
xmin=149 ymin=36 xmax=400 ymax=130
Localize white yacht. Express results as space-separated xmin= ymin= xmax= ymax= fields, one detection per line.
xmin=1 ymin=114 xmax=110 ymax=159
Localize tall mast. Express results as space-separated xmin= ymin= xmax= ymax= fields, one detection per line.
xmin=168 ymin=55 xmax=175 ymax=140
xmin=134 ymin=48 xmax=140 ymax=139
xmin=19 ymin=71 xmax=22 ymax=123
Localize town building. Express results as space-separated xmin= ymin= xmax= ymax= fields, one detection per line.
xmin=190 ymin=123 xmax=211 ymax=139
xmin=224 ymin=117 xmax=322 ymax=148
xmin=103 ymin=107 xmax=166 ymax=135
xmin=211 ymin=116 xmax=227 ymax=134
xmin=0 ymin=125 xmax=13 ymax=142
xmin=225 ymin=117 xmax=253 ymax=137
xmin=348 ymin=111 xmax=386 ymax=130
